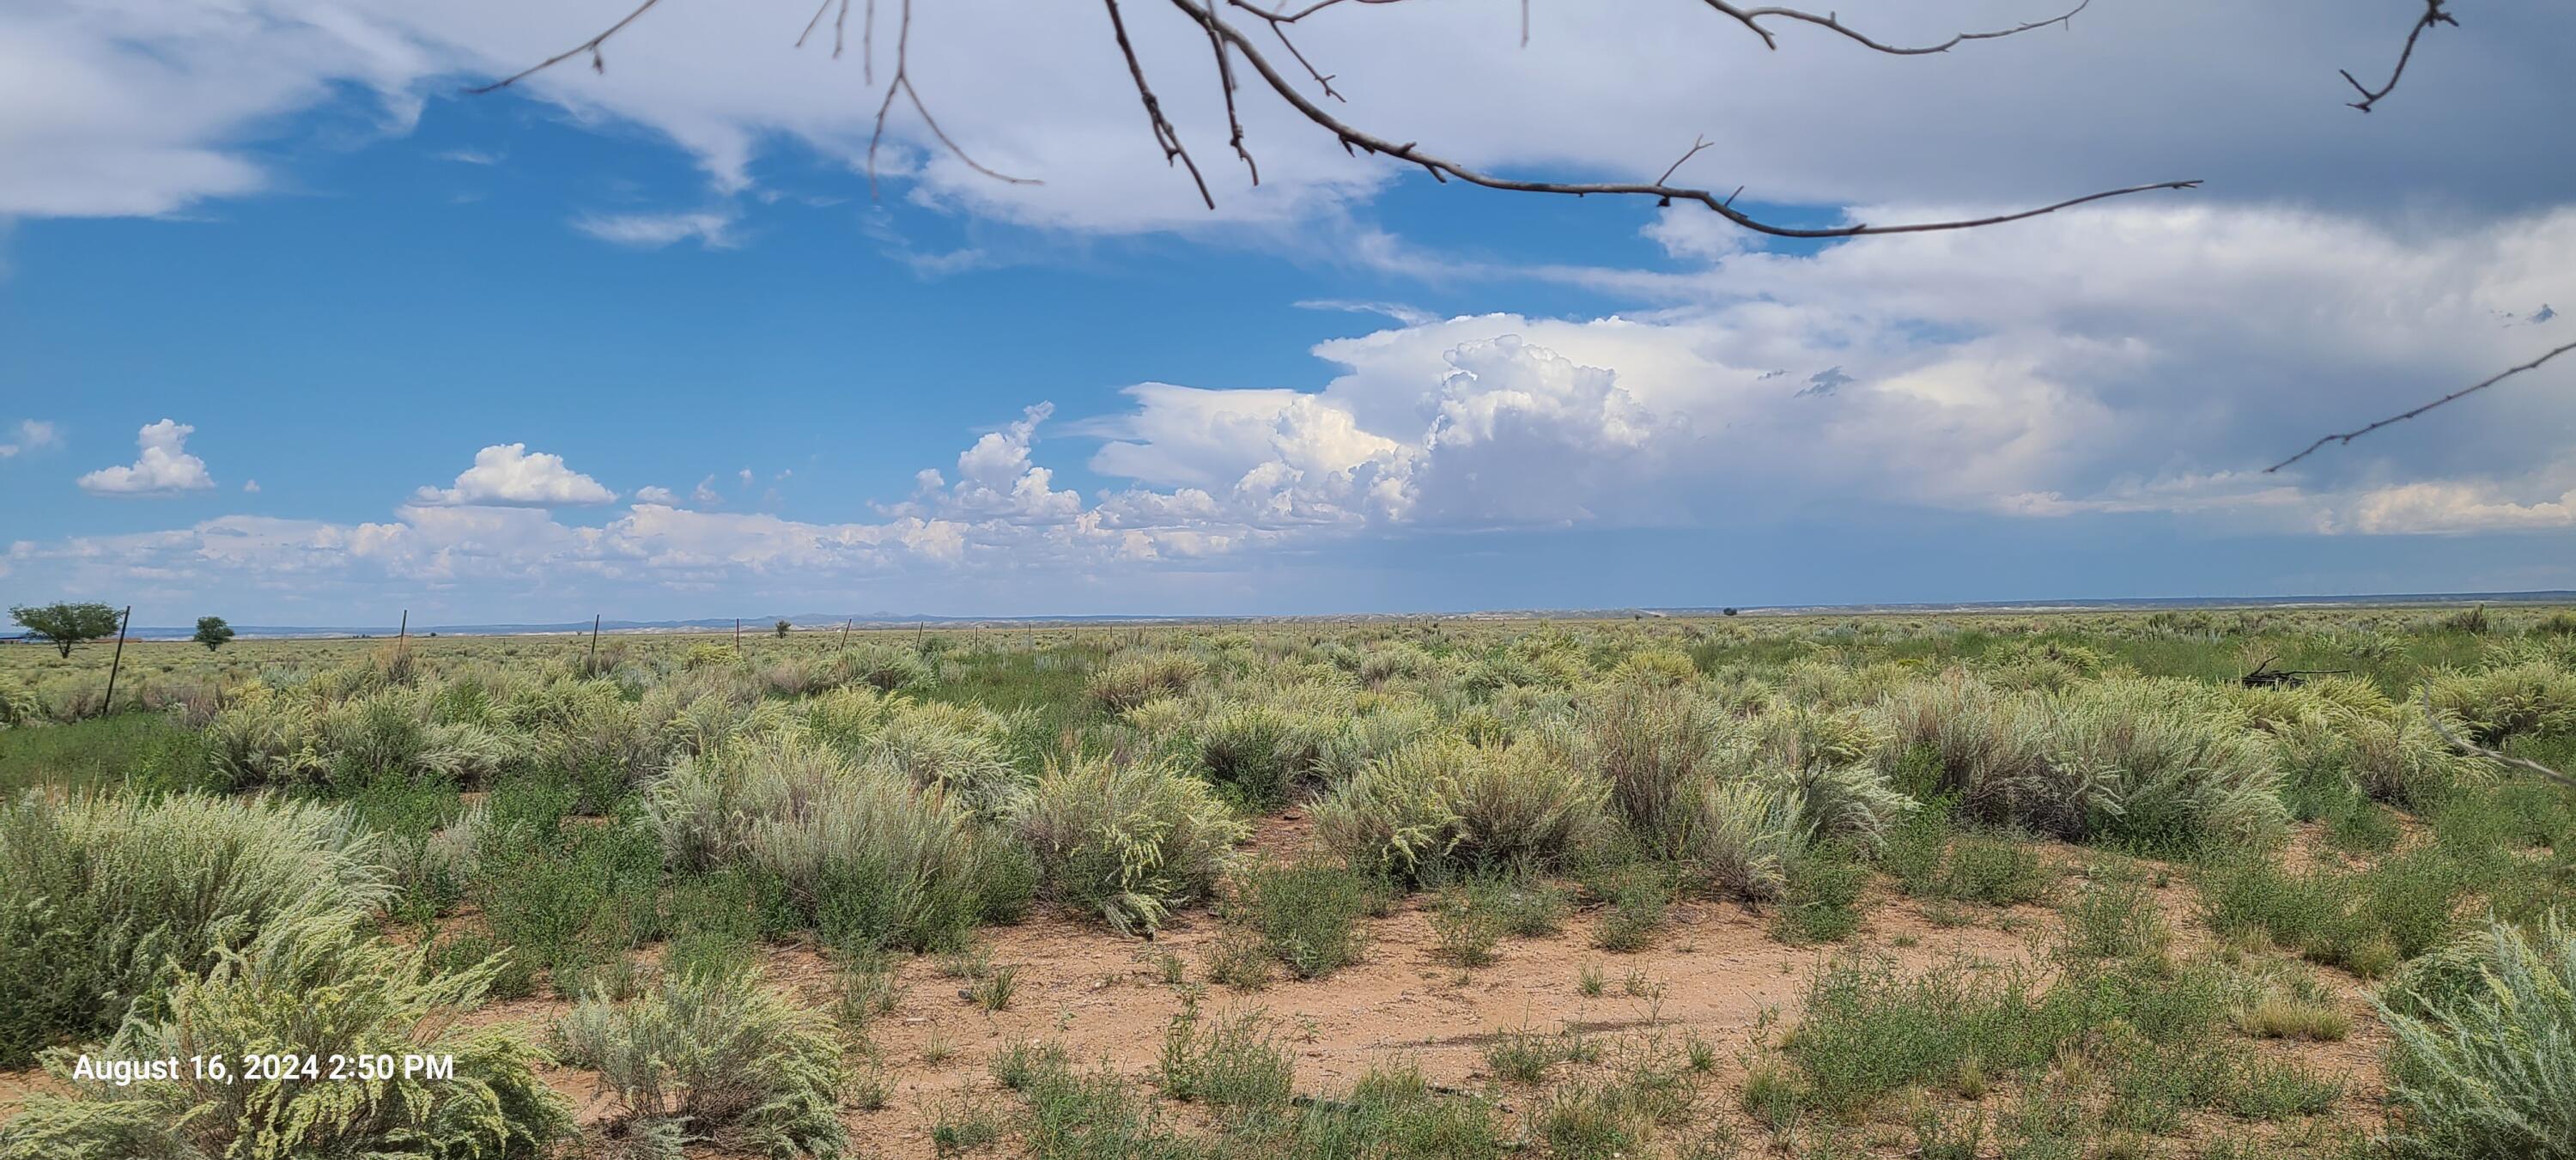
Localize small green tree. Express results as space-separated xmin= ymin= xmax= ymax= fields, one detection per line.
xmin=775 ymin=619 xmax=793 ymax=638
xmin=10 ymin=602 xmax=120 ymax=658
xmin=193 ymin=616 xmax=235 ymax=652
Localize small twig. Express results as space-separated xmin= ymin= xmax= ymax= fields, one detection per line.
xmin=2267 ymin=339 xmax=2576 ymax=472
xmin=465 ymin=0 xmax=667 ymax=93
xmin=1656 ymin=135 xmax=1714 ymax=185
xmin=2423 ymin=686 xmax=2575 ymax=789
xmin=2341 ymin=0 xmax=2456 ymax=112
xmin=1105 ymin=0 xmax=1218 ymax=209
xmin=866 ymin=0 xmax=1038 ymax=193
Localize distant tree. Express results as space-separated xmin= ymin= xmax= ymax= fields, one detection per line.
xmin=193 ymin=616 xmax=235 ymax=652
xmin=775 ymin=619 xmax=793 ymax=638
xmin=10 ymin=602 xmax=121 ymax=658
xmin=1722 ymin=608 xmax=1740 ymax=616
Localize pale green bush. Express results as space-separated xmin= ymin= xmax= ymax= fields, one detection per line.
xmin=0 ymin=793 xmax=387 ymax=1066
xmin=556 ymin=969 xmax=848 ymax=1160
xmin=0 ymin=911 xmax=570 ymax=1159
xmin=2427 ymin=660 xmax=2576 ymax=744
xmin=645 ymin=732 xmax=1016 ymax=950
xmin=1018 ymin=754 xmax=1246 ymax=934
xmin=2377 ymin=916 xmax=2576 ymax=1158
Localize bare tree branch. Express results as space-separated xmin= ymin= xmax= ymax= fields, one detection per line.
xmin=2341 ymin=0 xmax=2456 ymax=112
xmin=1175 ymin=0 xmax=2195 ymax=238
xmin=866 ymin=0 xmax=1039 ymax=192
xmin=1700 ymin=0 xmax=2091 ymax=55
xmin=2423 ymin=686 xmax=2575 ymax=790
xmin=1103 ymin=0 xmax=1217 ymax=210
xmin=471 ymin=0 xmax=2193 ymax=235
xmin=2266 ymin=339 xmax=2576 ymax=472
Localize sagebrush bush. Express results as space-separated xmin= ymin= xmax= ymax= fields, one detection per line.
xmin=1086 ymin=652 xmax=1204 ymax=711
xmin=646 ymin=732 xmax=1017 ymax=950
xmin=556 ymin=968 xmax=849 ymax=1160
xmin=1018 ymin=754 xmax=1246 ymax=934
xmin=0 ymin=912 xmax=571 ymax=1160
xmin=2428 ymin=660 xmax=2576 ymax=744
xmin=1877 ymin=673 xmax=2283 ymax=853
xmin=0 ymin=792 xmax=386 ymax=1066
xmin=1674 ymin=777 xmax=1802 ymax=901
xmin=2377 ymin=916 xmax=2576 ymax=1158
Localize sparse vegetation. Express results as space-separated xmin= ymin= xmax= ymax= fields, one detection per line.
xmin=1 ymin=607 xmax=2570 ymax=1158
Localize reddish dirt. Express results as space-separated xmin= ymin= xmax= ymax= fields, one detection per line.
xmin=0 ymin=845 xmax=2399 ymax=1157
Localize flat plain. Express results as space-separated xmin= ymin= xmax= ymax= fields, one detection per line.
xmin=3 ymin=606 xmax=2572 ymax=1158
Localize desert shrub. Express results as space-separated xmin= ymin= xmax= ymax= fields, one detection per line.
xmin=1939 ymin=835 xmax=2052 ymax=905
xmin=1759 ymin=757 xmax=1915 ymax=850
xmin=2273 ymin=704 xmax=2470 ymax=808
xmin=0 ymin=911 xmax=571 ymax=1160
xmin=2377 ymin=915 xmax=2576 ymax=1158
xmin=1770 ymin=846 xmax=1868 ymax=945
xmin=645 ymin=732 xmax=1013 ymax=951
xmin=1579 ymin=682 xmax=1728 ymax=848
xmin=201 ymin=686 xmax=327 ymax=787
xmin=1233 ymin=859 xmax=1376 ymax=978
xmin=1314 ymin=737 xmax=1461 ymax=883
xmin=1877 ymin=674 xmax=2283 ymax=853
xmin=834 ymin=641 xmax=933 ymax=692
xmin=556 ymin=968 xmax=849 ymax=1160
xmin=0 ymin=673 xmax=41 ymax=727
xmin=870 ymin=701 xmax=1027 ymax=818
xmin=0 ymin=793 xmax=386 ymax=1066
xmin=1673 ymin=777 xmax=1803 ymax=901
xmin=2195 ymin=847 xmax=2470 ymax=976
xmin=1190 ymin=701 xmax=1337 ymax=809
xmin=477 ymin=817 xmax=664 ymax=994
xmin=1086 ymin=652 xmax=1204 ymax=712
xmin=2427 ymin=660 xmax=2576 ymax=744
xmin=2054 ymin=864 xmax=2171 ymax=963
xmin=1018 ymin=755 xmax=1246 ymax=934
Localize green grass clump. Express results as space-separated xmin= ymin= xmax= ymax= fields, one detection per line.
xmin=1233 ymin=860 xmax=1377 ymax=979
xmin=555 ymin=967 xmax=850 ymax=1160
xmin=1157 ymin=1005 xmax=1294 ymax=1121
xmin=0 ymin=911 xmax=571 ymax=1159
xmin=1769 ymin=845 xmax=1869 ymax=945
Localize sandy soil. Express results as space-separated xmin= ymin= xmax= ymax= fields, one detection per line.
xmin=0 ymin=833 xmax=2399 ymax=1157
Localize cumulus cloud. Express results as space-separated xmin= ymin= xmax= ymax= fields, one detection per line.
xmin=411 ymin=443 xmax=616 ymax=507
xmin=634 ymin=484 xmax=679 ymax=505
xmin=76 ymin=419 xmax=216 ymax=496
xmin=0 ymin=419 xmax=61 ymax=458
xmin=242 ymin=479 xmax=261 ymax=494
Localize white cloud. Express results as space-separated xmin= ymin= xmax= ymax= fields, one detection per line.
xmin=569 ymin=210 xmax=738 ymax=249
xmin=0 ymin=419 xmax=61 ymax=458
xmin=9 ymin=0 xmax=2573 ymax=239
xmin=634 ymin=484 xmax=679 ymax=505
xmin=76 ymin=418 xmax=216 ymax=496
xmin=242 ymin=478 xmax=261 ymax=494
xmin=411 ymin=443 xmax=616 ymax=507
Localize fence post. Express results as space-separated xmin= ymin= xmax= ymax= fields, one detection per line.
xmin=100 ymin=605 xmax=132 ymax=718
xmin=586 ymin=614 xmax=601 ymax=672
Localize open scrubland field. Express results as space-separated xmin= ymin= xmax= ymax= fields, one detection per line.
xmin=3 ymin=607 xmax=2574 ymax=1159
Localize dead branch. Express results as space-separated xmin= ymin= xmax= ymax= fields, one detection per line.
xmin=466 ymin=0 xmax=668 ymax=93
xmin=471 ymin=0 xmax=2190 ymax=235
xmin=864 ymin=0 xmax=1037 ymax=192
xmin=2266 ymin=339 xmax=2576 ymax=472
xmin=2341 ymin=0 xmax=2456 ymax=112
xmin=1174 ymin=0 xmax=2195 ymax=238
xmin=1103 ymin=0 xmax=1216 ymax=209
xmin=1698 ymin=0 xmax=2090 ymax=54
xmin=2422 ymin=685 xmax=2575 ymax=790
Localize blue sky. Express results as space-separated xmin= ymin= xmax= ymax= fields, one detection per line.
xmin=3 ymin=0 xmax=2574 ymax=624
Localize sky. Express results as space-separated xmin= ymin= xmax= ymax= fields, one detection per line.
xmin=3 ymin=0 xmax=2575 ymax=626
